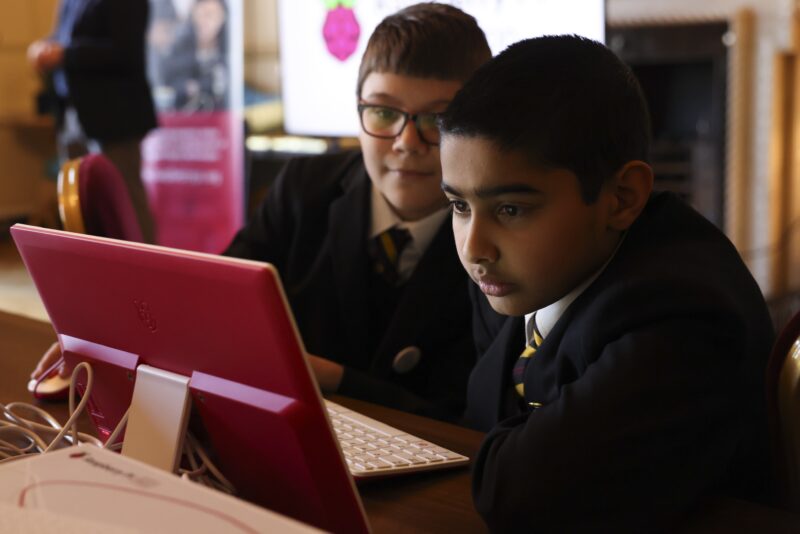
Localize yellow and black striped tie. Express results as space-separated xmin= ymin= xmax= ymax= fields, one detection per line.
xmin=512 ymin=315 xmax=543 ymax=398
xmin=370 ymin=226 xmax=412 ymax=285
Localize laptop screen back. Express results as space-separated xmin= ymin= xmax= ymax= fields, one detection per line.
xmin=11 ymin=224 xmax=369 ymax=534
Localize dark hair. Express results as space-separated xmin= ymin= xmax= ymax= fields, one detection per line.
xmin=356 ymin=3 xmax=491 ymax=97
xmin=439 ymin=35 xmax=651 ymax=203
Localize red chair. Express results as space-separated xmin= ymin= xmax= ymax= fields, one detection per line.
xmin=766 ymin=310 xmax=800 ymax=510
xmin=57 ymin=154 xmax=145 ymax=242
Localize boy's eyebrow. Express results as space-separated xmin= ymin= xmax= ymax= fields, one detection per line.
xmin=441 ymin=182 xmax=542 ymax=198
xmin=361 ymin=92 xmax=452 ymax=110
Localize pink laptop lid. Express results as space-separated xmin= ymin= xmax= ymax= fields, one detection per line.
xmin=11 ymin=224 xmax=369 ymax=534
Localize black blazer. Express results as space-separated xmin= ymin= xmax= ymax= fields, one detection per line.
xmin=466 ymin=192 xmax=774 ymax=532
xmin=62 ymin=0 xmax=157 ymax=142
xmin=225 ymin=151 xmax=475 ymax=420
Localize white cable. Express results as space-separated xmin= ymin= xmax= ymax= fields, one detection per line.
xmin=2 ymin=402 xmax=102 ymax=448
xmin=0 ymin=361 xmax=106 ymax=462
xmin=184 ymin=433 xmax=235 ymax=494
xmin=43 ymin=362 xmax=94 ymax=453
xmin=1 ymin=362 xmax=238 ymax=497
xmin=103 ymin=408 xmax=129 ymax=450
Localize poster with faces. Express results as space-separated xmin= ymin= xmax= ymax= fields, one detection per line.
xmin=143 ymin=0 xmax=245 ymax=253
xmin=278 ymin=0 xmax=606 ymax=137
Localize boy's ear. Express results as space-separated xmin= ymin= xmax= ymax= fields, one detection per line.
xmin=605 ymin=160 xmax=654 ymax=231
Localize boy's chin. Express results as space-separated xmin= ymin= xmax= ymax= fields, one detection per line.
xmin=485 ymin=295 xmax=532 ymax=318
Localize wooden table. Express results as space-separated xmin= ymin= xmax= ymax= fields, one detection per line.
xmin=0 ymin=310 xmax=487 ymax=532
xmin=3 ymin=310 xmax=800 ymax=533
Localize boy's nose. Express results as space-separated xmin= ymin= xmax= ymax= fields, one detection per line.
xmin=461 ymin=218 xmax=498 ymax=264
xmin=393 ymin=120 xmax=427 ymax=154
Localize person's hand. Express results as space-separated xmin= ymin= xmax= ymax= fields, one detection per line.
xmin=38 ymin=42 xmax=65 ymax=71
xmin=28 ymin=41 xmax=64 ymax=74
xmin=306 ymin=353 xmax=343 ymax=393
xmin=27 ymin=40 xmax=48 ymax=70
xmin=31 ymin=341 xmax=67 ymax=380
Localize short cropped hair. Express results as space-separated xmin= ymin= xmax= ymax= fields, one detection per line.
xmin=439 ymin=35 xmax=651 ymax=203
xmin=356 ymin=3 xmax=491 ymax=97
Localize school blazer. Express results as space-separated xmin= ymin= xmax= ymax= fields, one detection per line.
xmin=225 ymin=151 xmax=475 ymax=420
xmin=61 ymin=0 xmax=157 ymax=142
xmin=465 ymin=192 xmax=774 ymax=532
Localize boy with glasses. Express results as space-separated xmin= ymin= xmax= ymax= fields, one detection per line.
xmin=223 ymin=3 xmax=492 ymax=419
xmin=31 ymin=3 xmax=489 ymax=421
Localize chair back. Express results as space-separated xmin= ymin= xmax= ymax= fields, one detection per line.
xmin=767 ymin=310 xmax=800 ymax=510
xmin=57 ymin=155 xmax=145 ymax=243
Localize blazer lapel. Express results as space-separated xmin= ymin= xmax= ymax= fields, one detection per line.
xmin=328 ymin=168 xmax=372 ymax=367
xmin=372 ymin=217 xmax=462 ymax=369
xmin=466 ymin=314 xmax=525 ymax=429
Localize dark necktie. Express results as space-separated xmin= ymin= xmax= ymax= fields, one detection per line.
xmin=512 ymin=314 xmax=543 ymax=398
xmin=369 ymin=226 xmax=412 ymax=285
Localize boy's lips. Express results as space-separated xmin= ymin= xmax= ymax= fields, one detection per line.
xmin=475 ymin=276 xmax=515 ymax=297
xmin=389 ymin=168 xmax=434 ymax=178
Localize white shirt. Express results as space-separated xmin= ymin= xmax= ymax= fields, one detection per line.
xmin=525 ymin=235 xmax=626 ymax=346
xmin=369 ymin=186 xmax=450 ymax=282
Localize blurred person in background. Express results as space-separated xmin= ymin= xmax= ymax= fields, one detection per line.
xmin=28 ymin=0 xmax=158 ymax=243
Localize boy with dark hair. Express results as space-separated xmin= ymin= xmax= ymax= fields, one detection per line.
xmin=439 ymin=35 xmax=773 ymax=530
xmin=222 ymin=3 xmax=492 ymax=419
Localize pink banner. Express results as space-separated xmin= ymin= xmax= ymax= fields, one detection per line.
xmin=143 ymin=0 xmax=243 ymax=253
xmin=142 ymin=111 xmax=243 ymax=253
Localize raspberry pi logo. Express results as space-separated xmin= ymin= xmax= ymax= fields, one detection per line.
xmin=322 ymin=0 xmax=360 ymax=61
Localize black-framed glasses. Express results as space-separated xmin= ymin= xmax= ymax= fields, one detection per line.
xmin=357 ymin=103 xmax=441 ymax=146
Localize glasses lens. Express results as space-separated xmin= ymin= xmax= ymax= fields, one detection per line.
xmin=361 ymin=106 xmax=405 ymax=137
xmin=415 ymin=113 xmax=440 ymax=145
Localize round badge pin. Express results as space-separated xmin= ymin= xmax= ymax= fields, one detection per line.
xmin=392 ymin=346 xmax=421 ymax=374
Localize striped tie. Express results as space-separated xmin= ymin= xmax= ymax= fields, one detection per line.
xmin=512 ymin=315 xmax=543 ymax=398
xmin=370 ymin=226 xmax=412 ymax=285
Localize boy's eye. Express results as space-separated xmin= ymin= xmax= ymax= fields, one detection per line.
xmin=498 ymin=204 xmax=528 ymax=218
xmin=416 ymin=113 xmax=438 ymax=130
xmin=448 ymin=199 xmax=469 ymax=215
xmin=368 ymin=106 xmax=401 ymax=126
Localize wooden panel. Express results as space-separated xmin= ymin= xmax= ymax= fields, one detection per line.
xmin=30 ymin=0 xmax=59 ymax=39
xmin=244 ymin=0 xmax=278 ymax=54
xmin=244 ymin=0 xmax=279 ymax=93
xmin=0 ymin=3 xmax=37 ymax=48
xmin=0 ymin=0 xmax=57 ymax=118
xmin=725 ymin=8 xmax=755 ymax=251
xmin=0 ymin=51 xmax=42 ymax=118
xmin=767 ymin=53 xmax=794 ymax=296
xmin=0 ymin=1 xmax=55 ymax=48
xmin=0 ymin=121 xmax=56 ymax=220
xmin=765 ymin=8 xmax=800 ymax=296
xmin=789 ymin=46 xmax=800 ymax=293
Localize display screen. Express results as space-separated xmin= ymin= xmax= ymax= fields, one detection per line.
xmin=278 ymin=0 xmax=606 ymax=137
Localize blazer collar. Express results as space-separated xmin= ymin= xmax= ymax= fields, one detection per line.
xmin=328 ymin=165 xmax=372 ymax=364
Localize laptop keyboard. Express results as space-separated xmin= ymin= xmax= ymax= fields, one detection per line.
xmin=325 ymin=400 xmax=469 ymax=478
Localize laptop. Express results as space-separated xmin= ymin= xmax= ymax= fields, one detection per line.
xmin=11 ymin=224 xmax=468 ymax=533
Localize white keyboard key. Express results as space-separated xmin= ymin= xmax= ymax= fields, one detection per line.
xmin=394 ymin=452 xmax=425 ymax=465
xmin=368 ymin=461 xmax=392 ymax=469
xmin=324 ymin=400 xmax=469 ymax=478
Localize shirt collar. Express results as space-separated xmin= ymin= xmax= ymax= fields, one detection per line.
xmin=525 ymin=233 xmax=626 ymax=344
xmin=369 ymin=184 xmax=449 ymax=254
